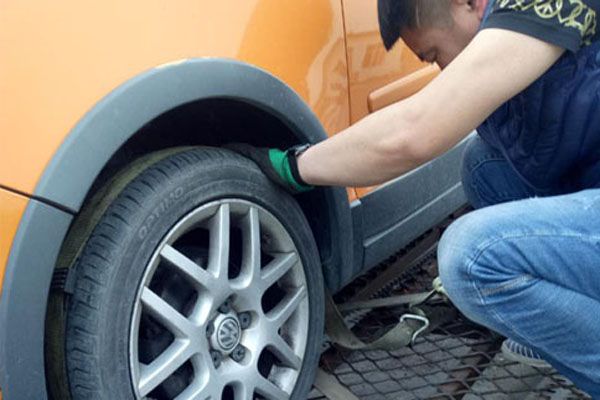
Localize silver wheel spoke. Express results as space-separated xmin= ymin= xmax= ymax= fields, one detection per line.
xmin=236 ymin=382 xmax=255 ymax=400
xmin=261 ymin=253 xmax=297 ymax=290
xmin=241 ymin=207 xmax=261 ymax=283
xmin=269 ymin=335 xmax=302 ymax=370
xmin=255 ymin=375 xmax=290 ymax=400
xmin=161 ymin=244 xmax=215 ymax=288
xmin=267 ymin=286 xmax=307 ymax=328
xmin=141 ymin=287 xmax=193 ymax=337
xmin=139 ymin=340 xmax=191 ymax=396
xmin=209 ymin=204 xmax=230 ymax=279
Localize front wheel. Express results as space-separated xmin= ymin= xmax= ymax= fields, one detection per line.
xmin=64 ymin=147 xmax=325 ymax=400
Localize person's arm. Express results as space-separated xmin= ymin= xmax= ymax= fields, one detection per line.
xmin=297 ymin=28 xmax=565 ymax=187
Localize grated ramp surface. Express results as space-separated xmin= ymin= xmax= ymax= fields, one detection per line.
xmin=309 ymin=221 xmax=591 ymax=400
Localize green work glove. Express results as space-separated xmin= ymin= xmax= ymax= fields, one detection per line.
xmin=225 ymin=143 xmax=314 ymax=194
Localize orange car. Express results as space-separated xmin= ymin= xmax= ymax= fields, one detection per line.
xmin=0 ymin=2 xmax=467 ymax=399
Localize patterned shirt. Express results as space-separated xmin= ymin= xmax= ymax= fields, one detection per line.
xmin=481 ymin=0 xmax=599 ymax=52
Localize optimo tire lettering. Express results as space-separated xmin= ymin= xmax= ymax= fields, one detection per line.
xmin=138 ymin=186 xmax=184 ymax=239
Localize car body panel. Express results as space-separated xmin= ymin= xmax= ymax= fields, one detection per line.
xmin=0 ymin=0 xmax=350 ymax=197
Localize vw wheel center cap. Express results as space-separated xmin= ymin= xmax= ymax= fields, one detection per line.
xmin=211 ymin=314 xmax=241 ymax=353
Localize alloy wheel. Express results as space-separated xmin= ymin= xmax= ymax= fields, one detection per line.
xmin=129 ymin=199 xmax=310 ymax=400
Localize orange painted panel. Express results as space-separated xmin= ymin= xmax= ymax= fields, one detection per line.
xmin=0 ymin=1 xmax=350 ymax=198
xmin=0 ymin=188 xmax=29 ymax=296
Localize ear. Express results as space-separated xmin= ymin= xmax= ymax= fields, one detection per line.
xmin=449 ymin=0 xmax=477 ymax=16
xmin=450 ymin=0 xmax=489 ymax=13
xmin=451 ymin=0 xmax=487 ymax=19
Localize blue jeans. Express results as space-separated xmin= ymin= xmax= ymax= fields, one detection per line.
xmin=438 ymin=135 xmax=600 ymax=397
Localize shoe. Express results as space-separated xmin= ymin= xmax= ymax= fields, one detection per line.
xmin=501 ymin=339 xmax=552 ymax=369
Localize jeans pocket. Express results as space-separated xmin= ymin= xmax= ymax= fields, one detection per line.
xmin=479 ymin=274 xmax=537 ymax=297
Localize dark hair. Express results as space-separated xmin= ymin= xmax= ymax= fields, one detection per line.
xmin=378 ymin=0 xmax=452 ymax=50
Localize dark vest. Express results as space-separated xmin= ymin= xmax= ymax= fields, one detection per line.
xmin=477 ymin=19 xmax=600 ymax=193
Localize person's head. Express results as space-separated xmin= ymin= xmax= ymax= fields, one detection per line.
xmin=378 ymin=0 xmax=488 ymax=68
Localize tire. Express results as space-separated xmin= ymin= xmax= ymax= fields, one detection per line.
xmin=65 ymin=147 xmax=325 ymax=400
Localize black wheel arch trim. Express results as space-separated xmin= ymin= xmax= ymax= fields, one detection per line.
xmin=0 ymin=200 xmax=73 ymax=400
xmin=36 ymin=58 xmax=332 ymax=211
xmin=0 ymin=58 xmax=355 ymax=399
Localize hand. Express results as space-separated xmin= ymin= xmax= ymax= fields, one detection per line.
xmin=225 ymin=143 xmax=313 ymax=194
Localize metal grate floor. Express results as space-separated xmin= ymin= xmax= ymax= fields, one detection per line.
xmin=309 ymin=224 xmax=591 ymax=400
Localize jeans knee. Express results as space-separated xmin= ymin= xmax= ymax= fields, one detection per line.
xmin=438 ymin=215 xmax=480 ymax=300
xmin=438 ymin=210 xmax=498 ymax=316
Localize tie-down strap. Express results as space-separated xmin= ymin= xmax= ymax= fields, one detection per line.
xmin=324 ymin=281 xmax=457 ymax=351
